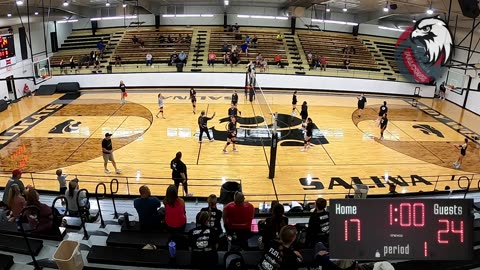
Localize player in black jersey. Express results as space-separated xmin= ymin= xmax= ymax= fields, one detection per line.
xmin=223 ymin=116 xmax=238 ymax=153
xmin=301 ymin=117 xmax=314 ymax=152
xmin=198 ymin=110 xmax=215 ymax=143
xmin=357 ymin=93 xmax=367 ymax=118
xmin=190 ymin=88 xmax=197 ymax=114
xmin=379 ymin=114 xmax=388 ymax=140
xmin=292 ymin=91 xmax=298 ymax=115
xmin=453 ymin=138 xmax=468 ymax=169
xmin=376 ymin=101 xmax=388 ymax=125
xmin=231 ymin=90 xmax=239 ymax=107
xmin=257 ymin=225 xmax=302 ymax=270
xmin=228 ymin=103 xmax=241 ymax=118
xmin=300 ymin=101 xmax=308 ymax=128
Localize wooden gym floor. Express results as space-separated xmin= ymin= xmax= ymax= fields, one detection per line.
xmin=1 ymin=90 xmax=479 ymax=204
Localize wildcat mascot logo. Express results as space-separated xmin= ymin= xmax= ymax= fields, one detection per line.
xmin=395 ymin=17 xmax=453 ymax=83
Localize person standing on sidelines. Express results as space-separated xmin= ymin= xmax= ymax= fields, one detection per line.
xmin=301 ymin=117 xmax=314 ymax=152
xmin=379 ymin=114 xmax=388 ymax=140
xmin=231 ymin=90 xmax=239 ymax=107
xmin=198 ymin=110 xmax=215 ymax=143
xmin=376 ymin=101 xmax=388 ymax=126
xmin=300 ymin=101 xmax=308 ymax=128
xmin=102 ymin=133 xmax=121 ymax=174
xmin=190 ymin=88 xmax=197 ymax=114
xmin=170 ymin=152 xmax=190 ymax=196
xmin=156 ymin=93 xmax=165 ymax=119
xmin=292 ymin=91 xmax=298 ymax=115
xmin=249 ymin=85 xmax=255 ymax=103
xmin=357 ymin=93 xmax=367 ymax=118
xmin=119 ymin=80 xmax=127 ymax=104
xmin=453 ymin=138 xmax=469 ymax=169
xmin=223 ymin=116 xmax=238 ymax=154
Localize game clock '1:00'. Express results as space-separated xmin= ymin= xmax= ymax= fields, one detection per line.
xmin=329 ymin=199 xmax=473 ymax=260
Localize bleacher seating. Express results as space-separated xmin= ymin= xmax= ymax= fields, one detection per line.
xmin=209 ymin=30 xmax=289 ymax=66
xmin=0 ymin=234 xmax=43 ymax=255
xmin=298 ymin=31 xmax=379 ymax=71
xmin=0 ymin=220 xmax=66 ymax=241
xmin=113 ymin=29 xmax=193 ymax=65
xmin=373 ymin=40 xmax=401 ymax=73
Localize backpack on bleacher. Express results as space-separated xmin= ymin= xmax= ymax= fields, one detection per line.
xmin=224 ymin=251 xmax=247 ymax=270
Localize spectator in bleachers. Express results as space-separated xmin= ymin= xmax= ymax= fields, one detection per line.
xmin=306 ymin=198 xmax=330 ymax=248
xmin=186 ymin=34 xmax=192 ymax=43
xmin=245 ymin=35 xmax=251 ymax=44
xmin=59 ymin=59 xmax=65 ymax=74
xmin=344 ymin=58 xmax=350 ymax=71
xmin=275 ymin=54 xmax=282 ymax=68
xmin=320 ymin=55 xmax=327 ymax=71
xmin=169 ymin=51 xmax=178 ymax=66
xmin=177 ymin=33 xmax=185 ymax=43
xmin=65 ymin=180 xmax=86 ymax=216
xmin=307 ymin=51 xmax=313 ymax=63
xmin=252 ymin=35 xmax=258 ymax=48
xmin=342 ymin=45 xmax=350 ymax=55
xmin=25 ymin=189 xmax=53 ymax=234
xmin=231 ymin=49 xmax=240 ymax=66
xmin=260 ymin=203 xmax=288 ymax=250
xmin=134 ymin=185 xmax=161 ymax=231
xmin=164 ymin=185 xmax=187 ymax=233
xmin=224 ymin=52 xmax=232 ymax=66
xmin=233 ymin=23 xmax=240 ymax=32
xmin=158 ymin=34 xmax=166 ymax=43
xmin=97 ymin=40 xmax=105 ymax=53
xmin=223 ymin=191 xmax=254 ymax=248
xmin=259 ymin=58 xmax=268 ymax=72
xmin=2 ymin=169 xmax=25 ymax=204
xmin=200 ymin=194 xmax=223 ymax=233
xmin=115 ymin=55 xmax=122 ymax=67
xmin=276 ymin=34 xmax=283 ymax=41
xmin=146 ymin=52 xmax=153 ymax=66
xmin=207 ymin=51 xmax=216 ymax=67
xmin=7 ymin=184 xmax=26 ymax=222
xmin=69 ymin=56 xmax=75 ymax=71
xmin=178 ymin=51 xmax=187 ymax=64
xmin=167 ymin=34 xmax=174 ymax=43
xmin=138 ymin=38 xmax=145 ymax=49
xmin=227 ymin=24 xmax=233 ymax=32
xmin=350 ymin=46 xmax=356 ymax=54
xmin=94 ymin=55 xmax=100 ymax=71
xmin=132 ymin=35 xmax=138 ymax=44
xmin=257 ymin=225 xmax=302 ymax=270
xmin=255 ymin=53 xmax=263 ymax=66
xmin=188 ymin=211 xmax=219 ymax=270
xmin=310 ymin=55 xmax=320 ymax=71
xmin=222 ymin=42 xmax=230 ymax=53
xmin=241 ymin=42 xmax=249 ymax=57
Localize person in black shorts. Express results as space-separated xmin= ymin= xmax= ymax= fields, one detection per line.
xmin=249 ymin=85 xmax=255 ymax=103
xmin=198 ymin=110 xmax=215 ymax=143
xmin=170 ymin=151 xmax=190 ymax=196
xmin=228 ymin=103 xmax=241 ymax=118
xmin=302 ymin=117 xmax=314 ymax=152
xmin=300 ymin=101 xmax=308 ymax=128
xmin=379 ymin=114 xmax=388 ymax=140
xmin=453 ymin=138 xmax=468 ymax=169
xmin=102 ymin=133 xmax=121 ymax=174
xmin=377 ymin=101 xmax=388 ymax=125
xmin=292 ymin=91 xmax=298 ymax=115
xmin=119 ymin=80 xmax=127 ymax=104
xmin=357 ymin=93 xmax=367 ymax=118
xmin=190 ymin=88 xmax=197 ymax=114
xmin=231 ymin=90 xmax=239 ymax=107
xmin=223 ymin=116 xmax=238 ymax=153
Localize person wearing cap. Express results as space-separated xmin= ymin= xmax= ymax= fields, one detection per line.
xmin=102 ymin=133 xmax=121 ymax=174
xmin=2 ymin=169 xmax=25 ymax=204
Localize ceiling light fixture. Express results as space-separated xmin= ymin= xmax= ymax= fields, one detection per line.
xmin=34 ymin=11 xmax=39 ymax=15
xmin=105 ymin=1 xmax=110 ymax=7
xmin=383 ymin=2 xmax=389 ymax=12
xmin=16 ymin=0 xmax=24 ymax=5
xmin=426 ymin=1 xmax=433 ymax=14
xmin=122 ymin=3 xmax=127 ymax=7
xmin=326 ymin=8 xmax=330 ymax=12
xmin=63 ymin=0 xmax=69 ymax=7
xmin=7 ymin=13 xmax=12 ymax=17
xmin=224 ymin=0 xmax=229 ymax=5
xmin=412 ymin=17 xmax=416 ymax=23
xmin=343 ymin=4 xmax=347 ymax=12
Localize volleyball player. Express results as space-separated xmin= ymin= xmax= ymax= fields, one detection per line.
xmin=155 ymin=93 xmax=165 ymax=119
xmin=301 ymin=117 xmax=314 ymax=152
xmin=119 ymin=80 xmax=127 ymax=104
xmin=198 ymin=110 xmax=215 ymax=143
xmin=453 ymin=138 xmax=468 ymax=169
xmin=223 ymin=116 xmax=238 ymax=153
xmin=190 ymin=88 xmax=197 ymax=114
xmin=249 ymin=85 xmax=255 ymax=103
xmin=357 ymin=93 xmax=367 ymax=118
xmin=231 ymin=90 xmax=239 ymax=107
xmin=379 ymin=114 xmax=388 ymax=140
xmin=292 ymin=91 xmax=298 ymax=116
xmin=300 ymin=101 xmax=308 ymax=128
xmin=376 ymin=101 xmax=388 ymax=126
xmin=228 ymin=103 xmax=241 ymax=118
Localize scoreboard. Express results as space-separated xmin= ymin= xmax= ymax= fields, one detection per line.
xmin=329 ymin=199 xmax=474 ymax=260
xmin=0 ymin=34 xmax=16 ymax=68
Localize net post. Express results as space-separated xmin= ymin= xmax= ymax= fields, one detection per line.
xmin=269 ymin=112 xmax=278 ymax=179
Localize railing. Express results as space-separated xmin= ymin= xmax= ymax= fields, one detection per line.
xmin=50 ymin=64 xmax=409 ymax=82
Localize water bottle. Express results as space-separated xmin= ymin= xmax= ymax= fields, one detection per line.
xmin=227 ymin=235 xmax=232 ymax=251
xmin=168 ymin=241 xmax=176 ymax=258
xmin=195 ymin=198 xmax=198 ymax=205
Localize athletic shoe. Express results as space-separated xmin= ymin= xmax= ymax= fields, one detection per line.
xmin=223 ymin=149 xmax=228 ymax=154
xmin=300 ymin=148 xmax=306 ymax=152
xmin=115 ymin=169 xmax=122 ymax=174
xmin=233 ymin=148 xmax=238 ymax=152
xmin=104 ymin=169 xmax=111 ymax=174
xmin=209 ymin=139 xmax=214 ymax=142
xmin=162 ymin=117 xmax=166 ymax=119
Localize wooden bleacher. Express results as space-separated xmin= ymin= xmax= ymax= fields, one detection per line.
xmin=113 ymin=29 xmax=193 ymax=65
xmin=298 ymin=31 xmax=379 ymax=71
xmin=209 ymin=30 xmax=288 ymax=66
xmin=373 ymin=40 xmax=401 ymax=73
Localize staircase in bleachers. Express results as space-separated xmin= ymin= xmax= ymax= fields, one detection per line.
xmin=361 ymin=38 xmax=398 ymax=81
xmin=284 ymin=33 xmax=305 ymax=74
xmin=190 ymin=28 xmax=207 ymax=72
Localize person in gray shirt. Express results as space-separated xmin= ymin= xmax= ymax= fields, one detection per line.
xmin=2 ymin=169 xmax=25 ymax=204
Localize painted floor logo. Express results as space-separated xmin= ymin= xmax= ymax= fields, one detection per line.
xmin=394 ymin=17 xmax=453 ymax=83
xmin=49 ymin=119 xmax=82 ymax=134
xmin=412 ymin=124 xmax=444 ymax=138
